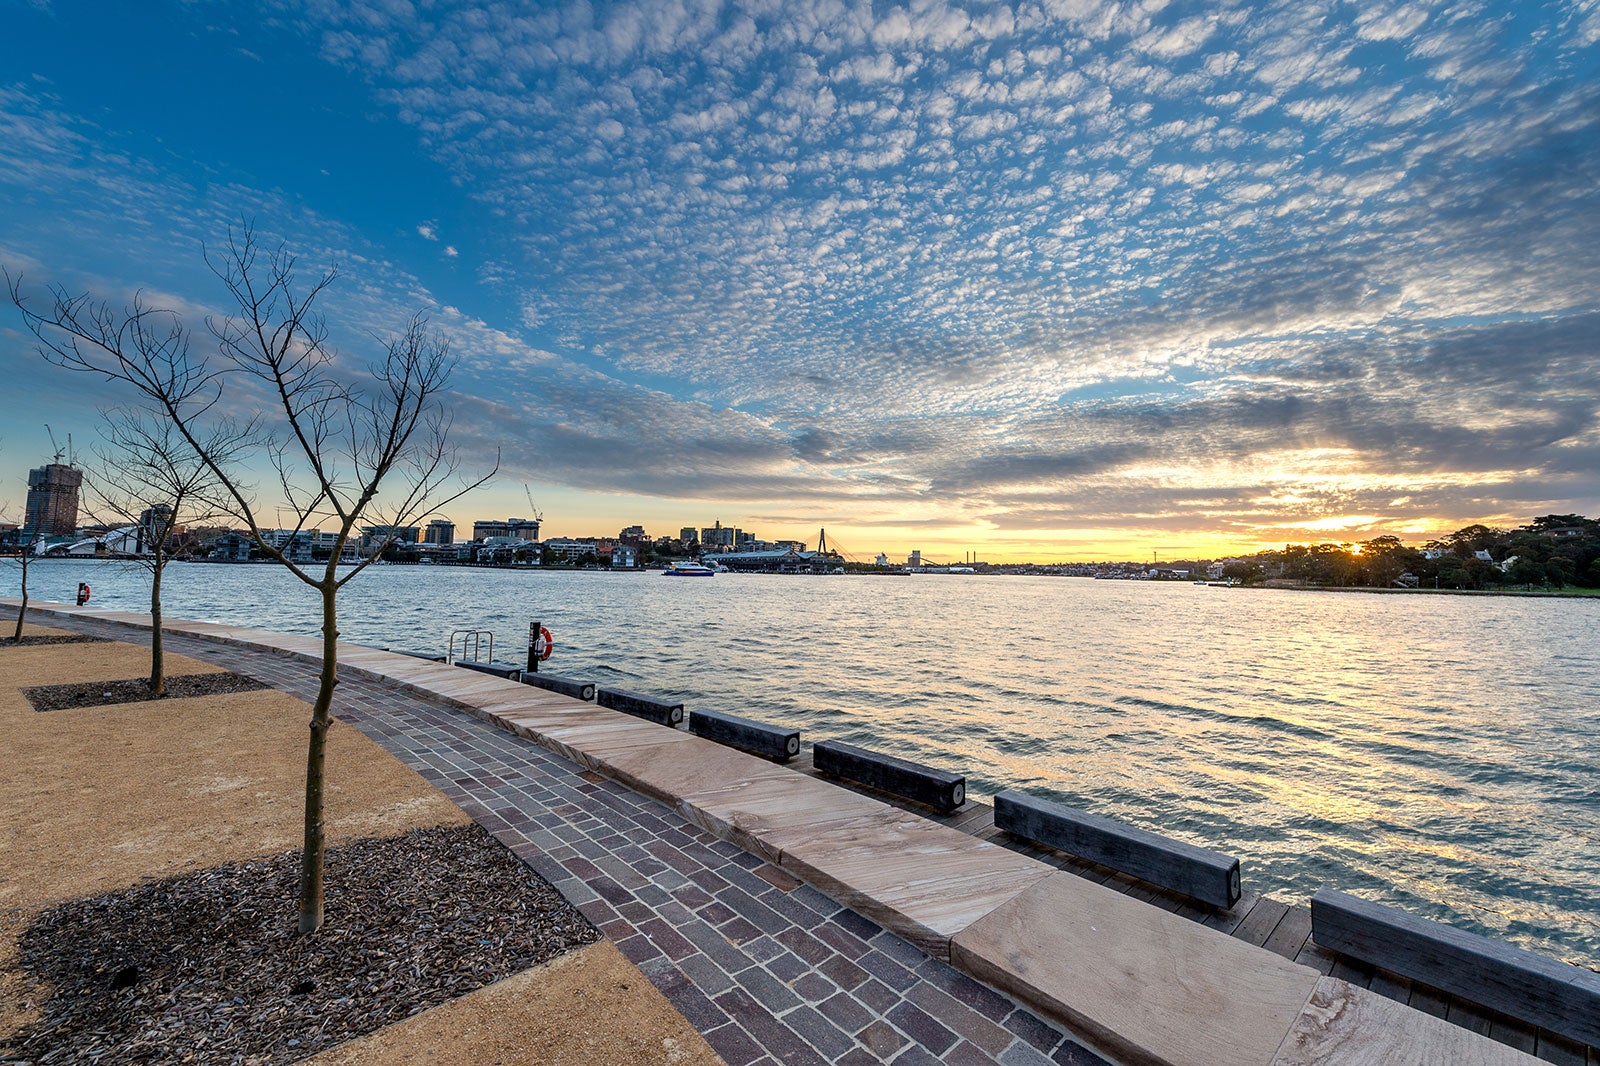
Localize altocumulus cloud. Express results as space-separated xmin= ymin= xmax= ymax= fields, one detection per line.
xmin=271 ymin=0 xmax=1600 ymax=538
xmin=2 ymin=0 xmax=1598 ymax=550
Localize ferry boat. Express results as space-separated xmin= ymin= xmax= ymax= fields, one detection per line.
xmin=662 ymin=561 xmax=717 ymax=577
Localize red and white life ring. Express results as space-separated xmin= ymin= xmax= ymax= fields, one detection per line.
xmin=534 ymin=626 xmax=554 ymax=661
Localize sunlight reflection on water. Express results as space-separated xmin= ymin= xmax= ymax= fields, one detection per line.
xmin=31 ymin=560 xmax=1600 ymax=966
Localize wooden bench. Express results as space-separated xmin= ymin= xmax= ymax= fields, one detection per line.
xmin=994 ymin=790 xmax=1241 ymax=909
xmin=596 ymin=687 xmax=684 ymax=726
xmin=520 ymin=672 xmax=596 ymax=702
xmin=689 ymin=709 xmax=799 ymax=761
xmin=1311 ymin=888 xmax=1600 ymax=1048
xmin=812 ymin=740 xmax=965 ymax=812
xmin=454 ymin=659 xmax=522 ymax=680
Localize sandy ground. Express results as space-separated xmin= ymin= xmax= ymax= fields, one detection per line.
xmin=0 ymin=618 xmax=722 ymax=1065
xmin=307 ymin=942 xmax=717 ymax=1066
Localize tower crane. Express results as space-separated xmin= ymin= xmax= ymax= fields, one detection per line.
xmin=43 ymin=424 xmax=74 ymax=465
xmin=522 ymin=487 xmax=545 ymax=525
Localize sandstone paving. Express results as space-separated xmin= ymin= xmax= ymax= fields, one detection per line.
xmin=1271 ymin=977 xmax=1540 ymax=1066
xmin=951 ymin=869 xmax=1324 ymax=1066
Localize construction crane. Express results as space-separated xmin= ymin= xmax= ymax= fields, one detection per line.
xmin=43 ymin=424 xmax=74 ymax=466
xmin=522 ymin=486 xmax=545 ymax=525
xmin=1151 ymin=548 xmax=1177 ymax=565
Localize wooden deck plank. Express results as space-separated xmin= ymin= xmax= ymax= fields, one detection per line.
xmin=1367 ymin=965 xmax=1412 ymax=1004
xmin=1408 ymin=981 xmax=1451 ymax=1019
xmin=1449 ymin=996 xmax=1498 ymax=1037
xmin=1232 ymin=896 xmax=1291 ymax=948
xmin=1534 ymin=1032 xmax=1588 ymax=1064
xmin=1489 ymin=1012 xmax=1540 ymax=1054
xmin=1329 ymin=956 xmax=1375 ymax=990
xmin=1203 ymin=890 xmax=1262 ymax=936
xmin=1260 ymin=904 xmax=1314 ymax=962
xmin=1292 ymin=938 xmax=1339 ymax=976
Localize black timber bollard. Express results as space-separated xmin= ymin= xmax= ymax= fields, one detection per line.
xmin=387 ymin=649 xmax=447 ymax=662
xmin=521 ymin=673 xmax=597 ymax=701
xmin=812 ymin=740 xmax=965 ymax=812
xmin=994 ymin=790 xmax=1241 ymax=909
xmin=597 ymin=687 xmax=684 ymax=726
xmin=454 ymin=659 xmax=522 ymax=681
xmin=1311 ymin=889 xmax=1600 ymax=1048
xmin=689 ymin=709 xmax=800 ymax=761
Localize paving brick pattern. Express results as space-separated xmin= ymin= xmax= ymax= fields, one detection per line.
xmin=32 ymin=612 xmax=1109 ymax=1066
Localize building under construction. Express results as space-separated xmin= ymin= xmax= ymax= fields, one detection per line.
xmin=25 ymin=462 xmax=83 ymax=536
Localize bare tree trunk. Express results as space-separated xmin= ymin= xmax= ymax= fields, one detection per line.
xmin=149 ymin=551 xmax=165 ymax=695
xmin=13 ymin=554 xmax=28 ymax=642
xmin=298 ymin=579 xmax=338 ymax=935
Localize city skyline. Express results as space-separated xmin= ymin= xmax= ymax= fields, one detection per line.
xmin=3 ymin=2 xmax=1598 ymax=564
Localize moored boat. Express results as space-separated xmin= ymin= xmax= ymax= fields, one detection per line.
xmin=663 ymin=561 xmax=716 ymax=576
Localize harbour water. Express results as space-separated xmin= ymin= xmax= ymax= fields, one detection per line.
xmin=20 ymin=560 xmax=1600 ymax=968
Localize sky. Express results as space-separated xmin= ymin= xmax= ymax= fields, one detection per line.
xmin=1 ymin=0 xmax=1597 ymax=563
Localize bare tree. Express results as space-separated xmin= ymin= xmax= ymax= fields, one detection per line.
xmin=80 ymin=408 xmax=243 ymax=694
xmin=1 ymin=480 xmax=49 ymax=643
xmin=9 ymin=226 xmax=496 ymax=933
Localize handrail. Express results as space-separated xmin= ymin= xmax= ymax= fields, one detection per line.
xmin=447 ymin=629 xmax=494 ymax=664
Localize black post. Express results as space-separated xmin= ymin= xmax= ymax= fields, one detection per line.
xmin=527 ymin=619 xmax=541 ymax=673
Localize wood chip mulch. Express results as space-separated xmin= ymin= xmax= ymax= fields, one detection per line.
xmin=22 ymin=672 xmax=271 ymax=712
xmin=3 ymin=824 xmax=601 ymax=1065
xmin=0 ymin=634 xmax=111 ymax=648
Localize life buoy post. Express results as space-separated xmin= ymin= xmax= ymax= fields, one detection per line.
xmin=76 ymin=582 xmax=91 ymax=606
xmin=527 ymin=621 xmax=554 ymax=673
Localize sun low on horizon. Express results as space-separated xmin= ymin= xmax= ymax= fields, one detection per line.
xmin=1 ymin=1 xmax=1596 ymax=561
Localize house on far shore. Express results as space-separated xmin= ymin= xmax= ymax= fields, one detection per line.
xmin=210 ymin=532 xmax=253 ymax=561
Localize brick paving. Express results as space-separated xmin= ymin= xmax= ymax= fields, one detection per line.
xmin=22 ymin=611 xmax=1109 ymax=1066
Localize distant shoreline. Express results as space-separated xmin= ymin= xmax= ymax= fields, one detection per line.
xmin=1253 ymin=582 xmax=1600 ymax=600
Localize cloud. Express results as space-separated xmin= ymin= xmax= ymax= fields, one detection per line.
xmin=5 ymin=0 xmax=1600 ymax=553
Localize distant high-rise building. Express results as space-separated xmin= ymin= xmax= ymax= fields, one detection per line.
xmin=137 ymin=504 xmax=174 ymax=553
xmin=25 ymin=463 xmax=82 ymax=535
xmin=424 ymin=519 xmax=455 ymax=544
xmin=679 ymin=527 xmax=698 ymax=544
xmin=701 ymin=520 xmax=737 ymax=549
xmin=908 ymin=550 xmax=922 ymax=567
xmin=472 ymin=517 xmax=540 ymax=541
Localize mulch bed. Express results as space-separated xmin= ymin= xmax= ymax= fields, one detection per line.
xmin=23 ymin=672 xmax=271 ymax=712
xmin=0 ymin=634 xmax=111 ymax=648
xmin=3 ymin=823 xmax=600 ymax=1064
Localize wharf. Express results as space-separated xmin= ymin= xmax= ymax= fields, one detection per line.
xmin=8 ymin=599 xmax=1595 ymax=1066
xmin=786 ymin=750 xmax=1596 ymax=1062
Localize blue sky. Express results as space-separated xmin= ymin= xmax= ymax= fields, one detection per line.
xmin=2 ymin=0 xmax=1598 ymax=561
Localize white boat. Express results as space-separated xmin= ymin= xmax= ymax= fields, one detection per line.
xmin=662 ymin=561 xmax=716 ymax=577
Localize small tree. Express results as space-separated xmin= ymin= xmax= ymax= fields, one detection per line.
xmin=80 ymin=408 xmax=242 ymax=694
xmin=10 ymin=226 xmax=495 ymax=933
xmin=2 ymin=490 xmax=48 ymax=643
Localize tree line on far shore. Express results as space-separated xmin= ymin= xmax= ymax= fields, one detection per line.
xmin=1219 ymin=515 xmax=1600 ymax=590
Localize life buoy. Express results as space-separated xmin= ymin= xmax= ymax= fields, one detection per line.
xmin=76 ymin=582 xmax=91 ymax=606
xmin=535 ymin=626 xmax=554 ymax=661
